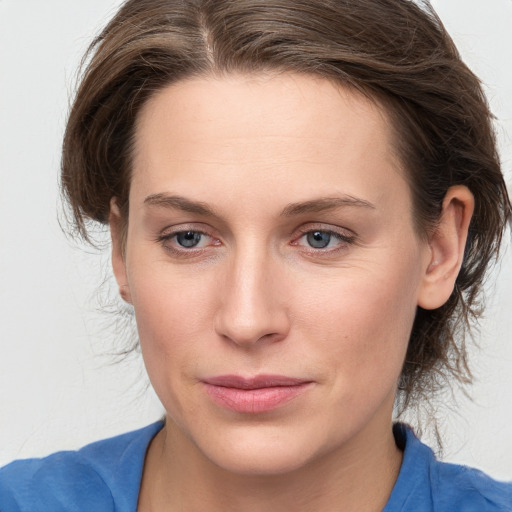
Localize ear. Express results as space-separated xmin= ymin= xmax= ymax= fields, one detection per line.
xmin=109 ymin=198 xmax=132 ymax=304
xmin=417 ymin=185 xmax=474 ymax=310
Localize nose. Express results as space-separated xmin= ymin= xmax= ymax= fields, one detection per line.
xmin=214 ymin=248 xmax=290 ymax=348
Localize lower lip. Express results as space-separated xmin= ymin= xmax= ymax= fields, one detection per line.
xmin=204 ymin=383 xmax=311 ymax=413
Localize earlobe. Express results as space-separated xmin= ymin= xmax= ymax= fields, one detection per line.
xmin=109 ymin=198 xmax=132 ymax=304
xmin=417 ymin=186 xmax=474 ymax=310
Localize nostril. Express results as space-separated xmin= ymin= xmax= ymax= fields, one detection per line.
xmin=214 ymin=308 xmax=290 ymax=347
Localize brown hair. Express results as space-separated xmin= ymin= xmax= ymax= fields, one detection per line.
xmin=61 ymin=0 xmax=511 ymax=414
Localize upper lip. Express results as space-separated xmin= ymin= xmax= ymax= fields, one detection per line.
xmin=203 ymin=374 xmax=311 ymax=390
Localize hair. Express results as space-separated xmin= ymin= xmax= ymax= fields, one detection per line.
xmin=61 ymin=0 xmax=511 ymax=417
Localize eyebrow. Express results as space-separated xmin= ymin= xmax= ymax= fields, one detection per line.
xmin=281 ymin=196 xmax=375 ymax=216
xmin=143 ymin=193 xmax=375 ymax=217
xmin=144 ymin=194 xmax=217 ymax=216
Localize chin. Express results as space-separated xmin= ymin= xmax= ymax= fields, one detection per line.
xmin=209 ymin=444 xmax=317 ymax=476
xmin=190 ymin=423 xmax=332 ymax=476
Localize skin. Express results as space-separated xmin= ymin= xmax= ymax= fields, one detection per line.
xmin=110 ymin=73 xmax=474 ymax=512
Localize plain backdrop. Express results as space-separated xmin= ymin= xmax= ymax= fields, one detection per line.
xmin=0 ymin=0 xmax=511 ymax=480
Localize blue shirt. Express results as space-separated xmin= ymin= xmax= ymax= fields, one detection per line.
xmin=1 ymin=422 xmax=510 ymax=511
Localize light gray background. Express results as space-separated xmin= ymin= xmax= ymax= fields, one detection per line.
xmin=1 ymin=0 xmax=511 ymax=479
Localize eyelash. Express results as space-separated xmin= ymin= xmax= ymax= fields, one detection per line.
xmin=156 ymin=225 xmax=356 ymax=257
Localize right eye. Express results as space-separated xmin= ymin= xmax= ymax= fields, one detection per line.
xmin=156 ymin=227 xmax=221 ymax=257
xmin=174 ymin=231 xmax=205 ymax=248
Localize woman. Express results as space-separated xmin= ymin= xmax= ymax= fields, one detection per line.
xmin=1 ymin=0 xmax=511 ymax=510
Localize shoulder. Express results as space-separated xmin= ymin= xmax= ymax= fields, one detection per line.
xmin=385 ymin=424 xmax=512 ymax=512
xmin=0 ymin=421 xmax=163 ymax=512
xmin=432 ymin=457 xmax=512 ymax=512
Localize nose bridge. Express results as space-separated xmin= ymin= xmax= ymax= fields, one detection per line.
xmin=215 ymin=239 xmax=289 ymax=346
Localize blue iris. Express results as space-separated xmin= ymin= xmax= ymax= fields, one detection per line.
xmin=307 ymin=231 xmax=331 ymax=248
xmin=176 ymin=231 xmax=202 ymax=248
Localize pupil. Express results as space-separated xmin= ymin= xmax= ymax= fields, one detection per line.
xmin=177 ymin=231 xmax=201 ymax=248
xmin=307 ymin=231 xmax=331 ymax=248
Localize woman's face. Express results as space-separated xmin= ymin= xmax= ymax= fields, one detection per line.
xmin=113 ymin=73 xmax=432 ymax=474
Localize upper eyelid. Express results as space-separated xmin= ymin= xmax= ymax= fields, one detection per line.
xmin=158 ymin=222 xmax=216 ymax=236
xmin=293 ymin=223 xmax=356 ymax=237
xmin=160 ymin=228 xmax=210 ymax=237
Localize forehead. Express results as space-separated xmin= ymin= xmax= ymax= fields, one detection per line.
xmin=134 ymin=73 xmax=391 ymax=158
xmin=131 ymin=73 xmax=409 ymax=215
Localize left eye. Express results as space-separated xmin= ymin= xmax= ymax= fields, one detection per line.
xmin=295 ymin=229 xmax=353 ymax=250
xmin=305 ymin=231 xmax=333 ymax=248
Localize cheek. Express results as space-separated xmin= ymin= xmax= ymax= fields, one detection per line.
xmin=127 ymin=247 xmax=216 ymax=334
xmin=126 ymin=259 xmax=216 ymax=393
xmin=296 ymin=252 xmax=421 ymax=383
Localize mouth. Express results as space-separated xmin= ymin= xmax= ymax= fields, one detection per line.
xmin=202 ymin=374 xmax=313 ymax=414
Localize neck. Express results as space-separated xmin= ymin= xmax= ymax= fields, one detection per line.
xmin=138 ymin=417 xmax=402 ymax=512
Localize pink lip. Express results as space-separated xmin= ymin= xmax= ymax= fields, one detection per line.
xmin=202 ymin=374 xmax=312 ymax=414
